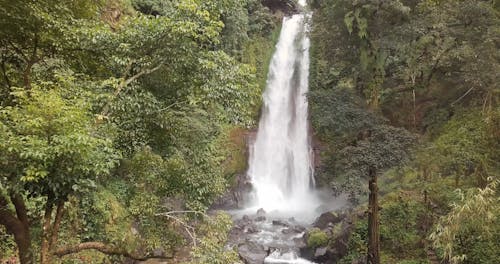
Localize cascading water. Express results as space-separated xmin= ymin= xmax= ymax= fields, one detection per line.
xmin=247 ymin=1 xmax=320 ymax=220
xmin=227 ymin=2 xmax=346 ymax=263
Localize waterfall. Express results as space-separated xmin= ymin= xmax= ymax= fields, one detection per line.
xmin=247 ymin=4 xmax=320 ymax=216
xmin=229 ymin=4 xmax=346 ymax=263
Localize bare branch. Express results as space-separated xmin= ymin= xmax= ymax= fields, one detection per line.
xmin=99 ymin=61 xmax=166 ymax=118
xmin=54 ymin=242 xmax=171 ymax=261
xmin=155 ymin=210 xmax=209 ymax=247
xmin=451 ymin=87 xmax=474 ymax=106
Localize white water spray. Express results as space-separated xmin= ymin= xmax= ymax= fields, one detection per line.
xmin=247 ymin=5 xmax=320 ymax=218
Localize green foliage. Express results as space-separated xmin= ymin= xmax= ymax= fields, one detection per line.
xmin=309 ymin=87 xmax=380 ymax=143
xmin=311 ymin=90 xmax=417 ymax=198
xmin=0 ymin=226 xmax=16 ymax=260
xmin=430 ymin=179 xmax=500 ymax=264
xmin=0 ymin=86 xmax=119 ymax=200
xmin=188 ymin=212 xmax=242 ymax=264
xmin=307 ymin=228 xmax=329 ymax=248
xmin=380 ymin=192 xmax=426 ymax=259
xmin=131 ymin=0 xmax=169 ymax=15
xmin=1 ymin=0 xmax=279 ymax=261
xmin=311 ymin=1 xmax=499 ymax=263
xmin=338 ymin=217 xmax=367 ymax=264
xmin=432 ymin=110 xmax=500 ymax=183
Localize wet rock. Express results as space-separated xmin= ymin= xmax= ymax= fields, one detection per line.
xmin=255 ymin=215 xmax=266 ymax=222
xmin=257 ymin=208 xmax=266 ymax=216
xmin=298 ymin=211 xmax=353 ymax=263
xmin=293 ymin=237 xmax=306 ymax=248
xmin=267 ymin=241 xmax=289 ymax=251
xmin=210 ymin=173 xmax=253 ymax=210
xmin=245 ymin=224 xmax=259 ymax=234
xmin=272 ymin=220 xmax=289 ymax=227
xmin=313 ymin=211 xmax=343 ymax=229
xmin=328 ymin=224 xmax=351 ymax=261
xmin=314 ymin=247 xmax=328 ymax=259
xmin=282 ymin=225 xmax=306 ymax=235
xmin=299 ymin=247 xmax=314 ymax=261
xmin=292 ymin=225 xmax=306 ymax=233
xmin=238 ymin=241 xmax=268 ymax=264
xmin=229 ymin=228 xmax=246 ymax=245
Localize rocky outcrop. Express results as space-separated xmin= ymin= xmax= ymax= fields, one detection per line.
xmin=228 ymin=209 xmax=311 ymax=264
xmin=299 ymin=210 xmax=353 ymax=264
xmin=211 ymin=172 xmax=252 ymax=210
xmin=211 ymin=130 xmax=256 ymax=211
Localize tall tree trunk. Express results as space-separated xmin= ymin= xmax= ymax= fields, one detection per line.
xmin=367 ymin=167 xmax=380 ymax=264
xmin=14 ymin=225 xmax=33 ymax=264
xmin=0 ymin=194 xmax=33 ymax=264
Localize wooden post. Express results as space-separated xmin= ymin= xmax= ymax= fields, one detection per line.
xmin=367 ymin=166 xmax=380 ymax=264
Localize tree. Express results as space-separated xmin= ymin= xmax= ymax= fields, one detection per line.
xmin=0 ymin=0 xmax=104 ymax=102
xmin=1 ymin=0 xmax=277 ymax=262
xmin=367 ymin=167 xmax=380 ymax=264
xmin=0 ymin=86 xmax=118 ymax=263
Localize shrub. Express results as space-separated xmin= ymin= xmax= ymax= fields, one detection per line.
xmin=307 ymin=228 xmax=329 ymax=248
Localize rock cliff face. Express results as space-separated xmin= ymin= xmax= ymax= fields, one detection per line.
xmin=261 ymin=0 xmax=299 ymax=15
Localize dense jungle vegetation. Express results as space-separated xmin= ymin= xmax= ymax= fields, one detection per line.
xmin=0 ymin=0 xmax=498 ymax=263
xmin=309 ymin=0 xmax=499 ymax=263
xmin=0 ymin=0 xmax=280 ymax=263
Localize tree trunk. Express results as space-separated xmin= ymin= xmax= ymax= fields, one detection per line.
xmin=367 ymin=167 xmax=380 ymax=264
xmin=50 ymin=201 xmax=65 ymax=249
xmin=0 ymin=194 xmax=33 ymax=264
xmin=14 ymin=226 xmax=33 ymax=264
xmin=41 ymin=202 xmax=54 ymax=264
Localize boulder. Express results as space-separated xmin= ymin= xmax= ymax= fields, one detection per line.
xmin=314 ymin=247 xmax=328 ymax=261
xmin=313 ymin=211 xmax=344 ymax=229
xmin=292 ymin=225 xmax=306 ymax=233
xmin=272 ymin=220 xmax=289 ymax=227
xmin=256 ymin=208 xmax=266 ymax=216
xmin=282 ymin=225 xmax=306 ymax=234
xmin=245 ymin=224 xmax=259 ymax=234
xmin=255 ymin=216 xmax=266 ymax=222
xmin=293 ymin=237 xmax=307 ymax=248
xmin=238 ymin=241 xmax=268 ymax=264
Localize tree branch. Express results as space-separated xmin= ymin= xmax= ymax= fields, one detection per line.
xmin=6 ymin=39 xmax=28 ymax=61
xmin=50 ymin=201 xmax=65 ymax=249
xmin=98 ymin=61 xmax=165 ymax=119
xmin=451 ymin=87 xmax=474 ymax=106
xmin=1 ymin=58 xmax=12 ymax=89
xmin=155 ymin=210 xmax=209 ymax=247
xmin=0 ymin=194 xmax=22 ymax=231
xmin=54 ymin=242 xmax=170 ymax=261
xmin=9 ymin=193 xmax=29 ymax=228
